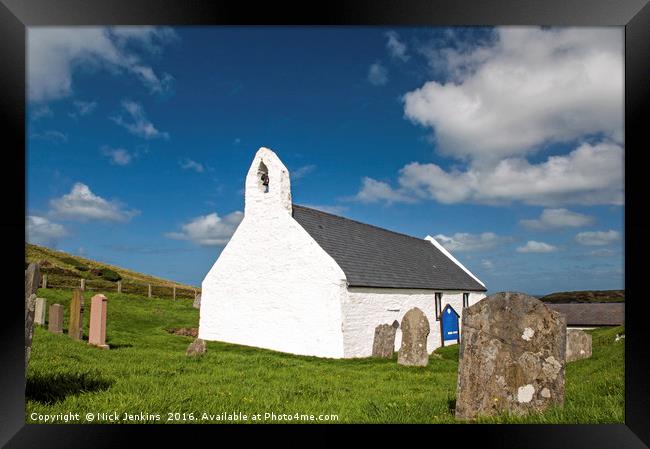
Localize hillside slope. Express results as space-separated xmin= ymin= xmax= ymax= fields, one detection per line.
xmin=540 ymin=290 xmax=624 ymax=304
xmin=26 ymin=243 xmax=199 ymax=294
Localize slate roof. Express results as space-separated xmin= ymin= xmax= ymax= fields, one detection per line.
xmin=292 ymin=204 xmax=486 ymax=291
xmin=545 ymin=303 xmax=625 ymax=326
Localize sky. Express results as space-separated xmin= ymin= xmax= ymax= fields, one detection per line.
xmin=25 ymin=26 xmax=624 ymax=295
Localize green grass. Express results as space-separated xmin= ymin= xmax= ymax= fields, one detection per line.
xmin=26 ymin=288 xmax=624 ymax=424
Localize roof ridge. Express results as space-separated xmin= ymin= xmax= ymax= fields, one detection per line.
xmin=292 ymin=203 xmax=429 ymax=244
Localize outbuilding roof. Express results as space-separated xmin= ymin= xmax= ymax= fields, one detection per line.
xmin=292 ymin=204 xmax=487 ymax=291
xmin=545 ymin=302 xmax=625 ymax=326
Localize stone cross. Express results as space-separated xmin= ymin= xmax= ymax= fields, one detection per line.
xmin=566 ymin=329 xmax=592 ymax=362
xmin=88 ymin=294 xmax=109 ymax=349
xmin=455 ymin=292 xmax=566 ymax=420
xmin=372 ymin=320 xmax=399 ymax=358
xmin=48 ymin=304 xmax=64 ymax=334
xmin=25 ymin=262 xmax=41 ymax=373
xmin=397 ymin=308 xmax=430 ymax=367
xmin=34 ymin=298 xmax=47 ymax=325
xmin=68 ymin=288 xmax=84 ymax=341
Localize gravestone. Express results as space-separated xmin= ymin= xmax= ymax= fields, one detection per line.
xmin=117 ymin=280 xmax=122 ymax=293
xmin=186 ymin=338 xmax=206 ymax=356
xmin=80 ymin=278 xmax=86 ymax=291
xmin=34 ymin=298 xmax=47 ymax=325
xmin=48 ymin=304 xmax=64 ymax=334
xmin=25 ymin=263 xmax=41 ymax=373
xmin=372 ymin=320 xmax=399 ymax=358
xmin=566 ymin=329 xmax=592 ymax=362
xmin=25 ymin=262 xmax=41 ymax=299
xmin=193 ymin=293 xmax=201 ymax=310
xmin=88 ymin=294 xmax=109 ymax=349
xmin=397 ymin=308 xmax=430 ymax=367
xmin=455 ymin=292 xmax=566 ymax=420
xmin=68 ymin=289 xmax=84 ymax=341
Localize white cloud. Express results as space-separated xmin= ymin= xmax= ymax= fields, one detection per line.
xmin=354 ymin=177 xmax=415 ymax=204
xmin=111 ymin=100 xmax=169 ymax=139
xmin=516 ymin=240 xmax=558 ymax=253
xmin=69 ymin=100 xmax=97 ymax=118
xmin=587 ymin=248 xmax=617 ymax=257
xmin=180 ymin=158 xmax=204 ymax=173
xmin=368 ymin=62 xmax=388 ymax=86
xmin=31 ymin=105 xmax=53 ymax=120
xmin=520 ymin=208 xmax=594 ymax=230
xmin=27 ymin=27 xmax=177 ymax=102
xmin=49 ymin=182 xmax=139 ymax=222
xmin=481 ymin=259 xmax=494 ymax=270
xmin=292 ymin=164 xmax=316 ymax=180
xmin=403 ymin=27 xmax=623 ymax=162
xmin=358 ymin=141 xmax=623 ymax=206
xmin=433 ymin=232 xmax=510 ymax=252
xmin=165 ymin=211 xmax=243 ymax=246
xmin=30 ymin=130 xmax=68 ymax=143
xmin=26 ymin=215 xmax=67 ymax=247
xmin=385 ymin=31 xmax=410 ymax=62
xmin=110 ymin=26 xmax=179 ymax=54
xmin=101 ymin=147 xmax=132 ymax=166
xmin=575 ymin=230 xmax=620 ymax=246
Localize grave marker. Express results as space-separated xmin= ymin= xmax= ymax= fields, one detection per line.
xmin=455 ymin=292 xmax=566 ymax=420
xmin=48 ymin=304 xmax=64 ymax=334
xmin=89 ymin=294 xmax=109 ymax=349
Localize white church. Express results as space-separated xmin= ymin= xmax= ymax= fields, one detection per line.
xmin=199 ymin=147 xmax=487 ymax=358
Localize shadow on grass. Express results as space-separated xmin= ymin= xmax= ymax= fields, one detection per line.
xmin=26 ymin=371 xmax=113 ymax=404
xmin=106 ymin=343 xmax=133 ymax=350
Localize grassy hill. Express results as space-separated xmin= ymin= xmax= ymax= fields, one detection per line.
xmin=26 ymin=243 xmax=199 ymax=299
xmin=26 ymin=287 xmax=624 ymax=424
xmin=540 ymin=290 xmax=624 ymax=304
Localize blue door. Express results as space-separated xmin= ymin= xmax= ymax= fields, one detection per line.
xmin=440 ymin=304 xmax=460 ymax=346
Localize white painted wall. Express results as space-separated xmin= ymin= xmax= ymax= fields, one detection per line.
xmin=199 ymin=148 xmax=349 ymax=358
xmin=342 ymin=287 xmax=486 ymax=358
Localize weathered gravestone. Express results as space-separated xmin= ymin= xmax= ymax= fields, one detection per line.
xmin=397 ymin=308 xmax=430 ymax=367
xmin=186 ymin=338 xmax=206 ymax=356
xmin=25 ymin=263 xmax=41 ymax=373
xmin=88 ymin=294 xmax=109 ymax=349
xmin=48 ymin=304 xmax=64 ymax=334
xmin=455 ymin=292 xmax=566 ymax=420
xmin=68 ymin=288 xmax=84 ymax=341
xmin=34 ymin=298 xmax=47 ymax=325
xmin=566 ymin=329 xmax=592 ymax=362
xmin=193 ymin=293 xmax=201 ymax=309
xmin=372 ymin=320 xmax=399 ymax=358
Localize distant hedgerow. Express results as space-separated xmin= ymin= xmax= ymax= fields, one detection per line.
xmin=98 ymin=268 xmax=122 ymax=282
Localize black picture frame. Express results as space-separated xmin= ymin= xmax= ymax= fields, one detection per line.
xmin=1 ymin=0 xmax=648 ymax=447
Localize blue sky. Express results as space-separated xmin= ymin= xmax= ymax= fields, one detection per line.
xmin=26 ymin=26 xmax=624 ymax=295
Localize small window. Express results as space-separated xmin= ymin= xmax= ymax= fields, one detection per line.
xmin=463 ymin=292 xmax=470 ymax=308
xmin=435 ymin=292 xmax=442 ymax=321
